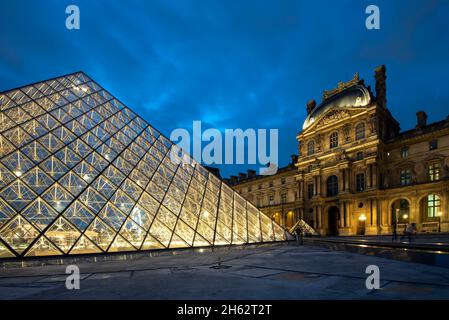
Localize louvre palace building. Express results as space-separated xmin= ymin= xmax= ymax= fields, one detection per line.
xmin=230 ymin=65 xmax=449 ymax=236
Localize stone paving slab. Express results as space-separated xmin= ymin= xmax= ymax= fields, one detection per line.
xmin=0 ymin=244 xmax=449 ymax=299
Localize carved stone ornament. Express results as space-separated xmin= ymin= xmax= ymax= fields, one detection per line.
xmin=368 ymin=114 xmax=377 ymax=133
xmin=316 ymin=110 xmax=351 ymax=128
xmin=343 ymin=124 xmax=351 ymax=142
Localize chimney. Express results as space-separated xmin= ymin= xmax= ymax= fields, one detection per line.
xmin=306 ymin=99 xmax=317 ymax=115
xmin=230 ymin=175 xmax=238 ymax=184
xmin=416 ymin=111 xmax=428 ymax=129
xmin=238 ymin=173 xmax=247 ymax=181
xmin=247 ymin=169 xmax=257 ymax=178
xmin=290 ymin=154 xmax=298 ymax=165
xmin=375 ymin=65 xmax=387 ymax=109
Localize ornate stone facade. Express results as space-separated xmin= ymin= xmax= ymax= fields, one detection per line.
xmin=231 ymin=65 xmax=449 ymax=235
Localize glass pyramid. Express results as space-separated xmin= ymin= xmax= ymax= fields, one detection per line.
xmin=0 ymin=72 xmax=286 ymax=259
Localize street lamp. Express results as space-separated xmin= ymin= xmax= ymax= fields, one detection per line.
xmin=438 ymin=211 xmax=443 ymax=232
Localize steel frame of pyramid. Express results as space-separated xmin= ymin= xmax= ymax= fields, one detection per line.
xmin=0 ymin=72 xmax=287 ymax=259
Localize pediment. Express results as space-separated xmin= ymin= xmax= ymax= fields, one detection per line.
xmin=302 ymin=107 xmax=368 ymax=134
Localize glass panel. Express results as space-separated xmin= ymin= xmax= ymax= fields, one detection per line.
xmin=45 ymin=217 xmax=81 ymax=253
xmin=63 ymin=201 xmax=95 ymax=232
xmin=69 ymin=235 xmax=102 ymax=255
xmin=25 ymin=236 xmax=62 ymax=257
xmin=41 ymin=184 xmax=74 ymax=213
xmin=21 ymin=167 xmax=54 ymax=195
xmin=99 ymin=203 xmax=127 ymax=231
xmin=85 ymin=217 xmax=115 ymax=251
xmin=39 ymin=156 xmax=69 ymax=180
xmin=0 ymin=215 xmax=40 ymax=254
xmin=0 ymin=179 xmax=37 ymax=211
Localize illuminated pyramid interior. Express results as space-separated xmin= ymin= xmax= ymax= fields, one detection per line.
xmin=0 ymin=72 xmax=286 ymax=259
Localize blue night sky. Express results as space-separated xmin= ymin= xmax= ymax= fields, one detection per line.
xmin=1 ymin=0 xmax=449 ymax=178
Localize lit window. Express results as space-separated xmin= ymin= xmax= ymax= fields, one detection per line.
xmin=401 ymin=146 xmax=409 ymax=159
xmin=327 ymin=175 xmax=338 ymax=197
xmin=428 ymin=162 xmax=440 ymax=181
xmin=355 ymin=123 xmax=365 ymax=140
xmin=400 ymin=169 xmax=412 ymax=186
xmin=356 ymin=173 xmax=365 ymax=192
xmin=330 ymin=132 xmax=338 ymax=149
xmin=427 ymin=194 xmax=441 ymax=218
xmin=307 ymin=141 xmax=315 ymax=155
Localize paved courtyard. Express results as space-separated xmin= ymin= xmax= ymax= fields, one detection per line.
xmin=1 ymin=243 xmax=449 ymax=300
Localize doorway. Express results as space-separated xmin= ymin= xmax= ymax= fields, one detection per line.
xmin=328 ymin=206 xmax=339 ymax=236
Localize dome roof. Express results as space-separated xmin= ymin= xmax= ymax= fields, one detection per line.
xmin=302 ymin=84 xmax=371 ymax=130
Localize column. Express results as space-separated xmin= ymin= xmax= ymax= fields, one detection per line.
xmin=372 ymin=200 xmax=378 ymax=227
xmin=299 ymin=180 xmax=304 ymax=199
xmin=317 ymin=206 xmax=322 ymax=229
xmin=339 ymin=203 xmax=344 ymax=228
xmin=339 ymin=169 xmax=345 ymax=193
xmin=367 ymin=165 xmax=372 ymax=188
xmin=372 ymin=164 xmax=377 ymax=188
xmin=344 ymin=169 xmax=350 ymax=191
xmin=344 ymin=202 xmax=349 ymax=227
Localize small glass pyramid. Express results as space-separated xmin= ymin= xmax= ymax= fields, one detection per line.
xmin=0 ymin=72 xmax=286 ymax=259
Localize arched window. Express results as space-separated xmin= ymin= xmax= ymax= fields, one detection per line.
xmin=307 ymin=141 xmax=315 ymax=155
xmin=329 ymin=132 xmax=338 ymax=149
xmin=427 ymin=194 xmax=441 ymax=217
xmin=327 ymin=175 xmax=339 ymax=197
xmin=355 ymin=122 xmax=365 ymax=140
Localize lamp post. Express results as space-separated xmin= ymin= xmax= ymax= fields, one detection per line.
xmin=438 ymin=211 xmax=443 ymax=233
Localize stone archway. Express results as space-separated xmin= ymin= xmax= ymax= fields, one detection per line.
xmin=390 ymin=198 xmax=410 ymax=225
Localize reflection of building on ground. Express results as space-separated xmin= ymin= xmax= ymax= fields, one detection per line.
xmin=0 ymin=72 xmax=286 ymax=260
xmin=228 ymin=65 xmax=449 ymax=236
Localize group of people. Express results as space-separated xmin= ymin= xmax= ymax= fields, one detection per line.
xmin=392 ymin=222 xmax=417 ymax=242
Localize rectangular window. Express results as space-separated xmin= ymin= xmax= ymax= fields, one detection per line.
xmin=258 ymin=184 xmax=262 ymax=189
xmin=427 ymin=194 xmax=441 ymax=218
xmin=269 ymin=181 xmax=273 ymax=188
xmin=307 ymin=184 xmax=314 ymax=199
xmin=429 ymin=162 xmax=440 ymax=181
xmin=429 ymin=139 xmax=438 ymax=150
xmin=281 ymin=193 xmax=287 ymax=204
xmin=400 ymin=169 xmax=412 ymax=186
xmin=248 ymin=186 xmax=252 ymax=192
xmin=356 ymin=152 xmax=364 ymax=161
xmin=281 ymin=178 xmax=286 ymax=184
xmin=356 ymin=173 xmax=365 ymax=192
xmin=269 ymin=195 xmax=274 ymax=204
xmin=401 ymin=146 xmax=409 ymax=159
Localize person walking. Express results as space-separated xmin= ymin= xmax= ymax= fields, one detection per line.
xmin=392 ymin=221 xmax=397 ymax=241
